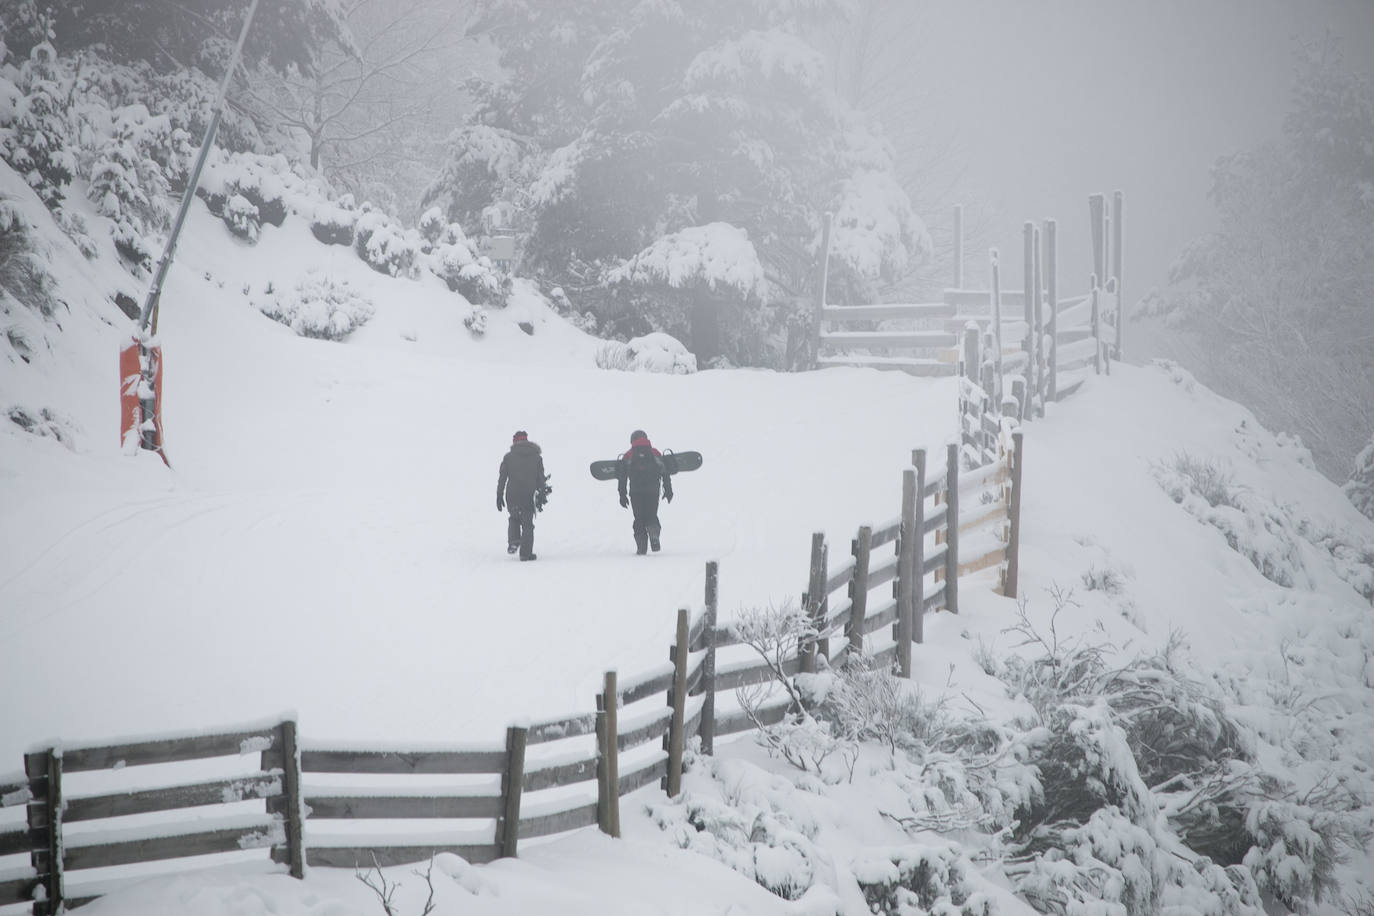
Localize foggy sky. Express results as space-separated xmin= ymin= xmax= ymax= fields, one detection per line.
xmin=903 ymin=0 xmax=1374 ymax=358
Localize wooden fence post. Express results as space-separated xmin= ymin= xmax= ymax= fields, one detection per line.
xmin=945 ymin=443 xmax=960 ymax=615
xmin=699 ymin=561 xmax=718 ymax=755
xmin=1112 ymin=190 xmax=1124 ymax=361
xmin=1005 ymin=432 xmax=1025 ymax=599
xmin=962 ymin=325 xmax=979 ymax=385
xmin=896 ymin=469 xmax=916 ymax=677
xmin=802 ymin=532 xmax=827 ymax=672
xmin=1022 ymin=222 xmax=1036 ymax=419
xmin=912 ymin=449 xmax=927 ymax=644
xmin=499 ymin=725 xmax=527 ymax=857
xmin=1044 ymin=219 xmax=1058 ymax=402
xmin=1091 ymin=281 xmax=1102 ymax=375
xmin=24 ymin=748 xmax=62 ymax=916
xmin=952 ymin=204 xmax=964 ymax=289
xmin=1032 ymin=225 xmax=1044 ymax=417
xmin=664 ymin=608 xmax=689 ymax=797
xmin=278 ymin=719 xmax=305 ymax=878
xmin=596 ymin=671 xmax=620 ymax=837
xmin=990 ymin=249 xmax=1004 ymax=406
xmin=848 ymin=526 xmax=872 ymax=658
xmin=810 ymin=213 xmax=834 ymax=369
xmin=1090 ymin=193 xmax=1106 ymax=285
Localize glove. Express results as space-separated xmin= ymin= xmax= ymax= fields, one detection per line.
xmin=664 ymin=489 xmax=674 ymax=503
xmin=619 ymin=493 xmax=629 ymax=508
xmin=497 ymin=496 xmax=504 ymax=512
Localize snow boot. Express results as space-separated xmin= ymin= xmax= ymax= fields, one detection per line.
xmin=507 ymin=544 xmax=519 ymax=554
xmin=650 ymin=535 xmax=661 ymax=552
xmin=520 ymin=553 xmax=538 ymax=562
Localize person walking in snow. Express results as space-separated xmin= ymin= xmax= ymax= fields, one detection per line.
xmin=617 ymin=429 xmax=673 ymax=555
xmin=497 ymin=430 xmax=545 ymax=561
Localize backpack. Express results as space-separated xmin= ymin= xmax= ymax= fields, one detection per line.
xmin=626 ymin=445 xmax=664 ymax=490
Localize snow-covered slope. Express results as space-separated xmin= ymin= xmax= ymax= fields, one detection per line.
xmin=3 ymin=163 xmax=1373 ymax=914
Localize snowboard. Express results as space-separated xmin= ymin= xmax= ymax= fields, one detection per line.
xmin=589 ymin=450 xmax=703 ymax=481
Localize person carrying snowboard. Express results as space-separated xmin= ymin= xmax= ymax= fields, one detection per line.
xmin=617 ymin=429 xmax=673 ymax=555
xmin=497 ymin=430 xmax=546 ymax=561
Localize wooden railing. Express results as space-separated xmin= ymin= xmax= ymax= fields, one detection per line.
xmin=0 ymin=437 xmax=1025 ymax=915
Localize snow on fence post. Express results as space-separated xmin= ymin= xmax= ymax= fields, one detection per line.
xmin=912 ymin=449 xmax=927 ymax=644
xmin=498 ymin=726 xmax=527 ymax=858
xmin=945 ymin=443 xmax=960 ymax=615
xmin=962 ymin=325 xmax=980 ymax=385
xmin=595 ymin=671 xmax=620 ymax=838
xmin=848 ymin=526 xmax=872 ymax=658
xmin=1091 ymin=280 xmax=1102 ymax=376
xmin=1005 ymin=432 xmax=1025 ymax=599
xmin=1112 ymin=190 xmax=1124 ymax=361
xmin=1032 ymin=225 xmax=1045 ymax=417
xmin=953 ymin=204 xmax=964 ymax=289
xmin=278 ymin=719 xmax=305 ymax=878
xmin=990 ymin=250 xmax=1004 ymax=406
xmin=896 ymin=469 xmax=917 ymax=677
xmin=1022 ymin=222 xmax=1036 ymax=420
xmin=698 ymin=561 xmax=719 ymax=755
xmin=809 ymin=213 xmax=834 ymax=369
xmin=24 ymin=747 xmax=62 ymax=916
xmin=1044 ymin=220 xmax=1059 ymax=402
xmin=802 ymin=532 xmax=827 ymax=673
xmin=663 ymin=608 xmax=689 ymax=797
xmin=1090 ymin=193 xmax=1106 ymax=287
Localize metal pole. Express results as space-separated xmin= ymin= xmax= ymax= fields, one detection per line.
xmin=139 ymin=0 xmax=261 ymax=332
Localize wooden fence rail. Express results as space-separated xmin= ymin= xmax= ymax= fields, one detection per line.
xmin=4 ymin=432 xmax=1028 ymax=915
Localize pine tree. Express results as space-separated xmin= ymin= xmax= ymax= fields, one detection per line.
xmin=427 ymin=0 xmax=923 ymax=366
xmin=1 ymin=43 xmax=76 ymax=208
xmin=1346 ymin=435 xmax=1374 ymax=522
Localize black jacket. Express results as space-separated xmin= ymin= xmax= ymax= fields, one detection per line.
xmin=498 ymin=440 xmax=545 ymax=506
xmin=618 ymin=436 xmax=672 ymax=499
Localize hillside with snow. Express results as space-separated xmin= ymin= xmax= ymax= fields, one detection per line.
xmin=4 ymin=146 xmax=1374 ymax=916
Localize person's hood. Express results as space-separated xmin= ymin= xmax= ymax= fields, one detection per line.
xmin=629 ymin=436 xmax=652 ymax=449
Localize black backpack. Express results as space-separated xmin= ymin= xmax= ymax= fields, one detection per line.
xmin=626 ymin=445 xmax=664 ymax=489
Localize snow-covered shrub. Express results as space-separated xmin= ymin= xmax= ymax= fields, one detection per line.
xmin=52 ymin=205 xmax=96 ymax=258
xmin=0 ymin=195 xmax=56 ymax=319
xmin=1152 ymin=453 xmax=1306 ymax=587
xmin=851 ymin=844 xmax=991 ymax=916
xmin=594 ymin=332 xmax=697 ymax=374
xmin=85 ymin=104 xmax=179 ymax=266
xmin=464 ymin=306 xmax=487 ymax=337
xmin=430 ymin=240 xmax=509 ymax=306
xmin=1346 ymin=435 xmax=1374 ymax=522
xmin=353 ymin=209 xmax=419 ymax=278
xmin=0 ymin=43 xmax=75 ymax=208
xmin=1243 ymin=796 xmax=1367 ymax=911
xmin=1298 ymin=519 xmax=1374 ymax=602
xmin=222 ymin=193 xmax=259 ymax=241
xmin=309 ymin=200 xmax=355 ymax=247
xmin=7 ymin=405 xmax=77 ymax=447
xmin=255 ymin=275 xmax=375 ymax=341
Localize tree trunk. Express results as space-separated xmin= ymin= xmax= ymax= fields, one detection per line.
xmin=690 ymin=288 xmax=721 ymax=365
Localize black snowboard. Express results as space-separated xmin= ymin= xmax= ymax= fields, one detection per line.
xmin=590 ymin=450 xmax=703 ymax=481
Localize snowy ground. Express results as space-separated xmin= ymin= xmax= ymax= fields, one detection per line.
xmin=3 ymin=170 xmax=1373 ymax=914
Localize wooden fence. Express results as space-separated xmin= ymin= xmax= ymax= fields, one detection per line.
xmin=812 ymin=193 xmax=1126 ymax=417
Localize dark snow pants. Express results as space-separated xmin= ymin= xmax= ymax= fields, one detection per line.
xmin=629 ymin=490 xmax=661 ymax=551
xmin=507 ymin=499 xmax=536 ymax=559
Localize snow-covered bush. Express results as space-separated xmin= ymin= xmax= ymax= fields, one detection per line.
xmin=430 ymin=239 xmax=509 ymax=306
xmin=7 ymin=404 xmax=77 ymax=447
xmin=851 ymin=844 xmax=991 ymax=916
xmin=255 ymin=275 xmax=375 ymax=341
xmin=310 ymin=199 xmax=355 ymax=247
xmin=222 ymin=193 xmax=259 ymax=241
xmin=353 ymin=208 xmax=419 ymax=278
xmin=463 ymin=306 xmax=487 ymax=337
xmin=594 ymin=332 xmax=697 ymax=374
xmin=0 ymin=194 xmax=56 ymax=320
xmin=1346 ymin=435 xmax=1374 ymax=522
xmin=1152 ymin=453 xmax=1306 ymax=587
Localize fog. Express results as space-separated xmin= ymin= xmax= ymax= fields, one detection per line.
xmin=900 ymin=0 xmax=1374 ymax=358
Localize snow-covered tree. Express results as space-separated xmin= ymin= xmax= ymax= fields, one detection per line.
xmin=1149 ymin=39 xmax=1374 ymax=480
xmin=0 ymin=41 xmax=76 ymax=208
xmin=426 ymin=0 xmax=926 ymax=366
xmin=1347 ymin=435 xmax=1374 ymax=522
